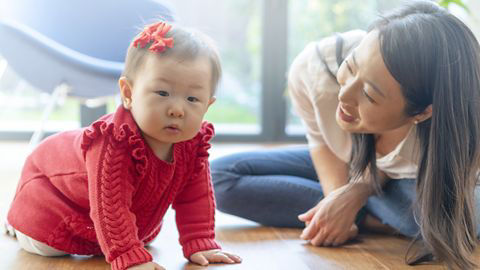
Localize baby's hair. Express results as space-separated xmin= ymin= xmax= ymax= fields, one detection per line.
xmin=122 ymin=22 xmax=222 ymax=96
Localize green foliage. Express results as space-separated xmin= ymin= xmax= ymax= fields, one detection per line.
xmin=204 ymin=102 xmax=257 ymax=124
xmin=287 ymin=0 xmax=403 ymax=62
xmin=437 ymin=0 xmax=469 ymax=12
xmin=223 ymin=0 xmax=261 ymax=89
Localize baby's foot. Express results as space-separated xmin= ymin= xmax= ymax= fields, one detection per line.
xmin=4 ymin=221 xmax=16 ymax=238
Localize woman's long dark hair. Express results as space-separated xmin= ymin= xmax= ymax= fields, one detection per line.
xmin=350 ymin=1 xmax=480 ymax=268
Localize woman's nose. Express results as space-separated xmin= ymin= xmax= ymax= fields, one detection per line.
xmin=337 ymin=62 xmax=356 ymax=105
xmin=338 ymin=78 xmax=359 ymax=106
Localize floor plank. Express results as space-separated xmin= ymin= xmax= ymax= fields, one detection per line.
xmin=1 ymin=141 xmax=478 ymax=269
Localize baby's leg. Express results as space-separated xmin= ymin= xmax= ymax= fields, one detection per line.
xmin=4 ymin=221 xmax=16 ymax=237
xmin=15 ymin=230 xmax=68 ymax=257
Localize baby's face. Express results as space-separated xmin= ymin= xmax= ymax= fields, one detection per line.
xmin=128 ymin=54 xmax=215 ymax=148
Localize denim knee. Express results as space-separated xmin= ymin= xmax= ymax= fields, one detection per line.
xmin=365 ymin=179 xmax=420 ymax=237
xmin=210 ymin=159 xmax=236 ymax=189
xmin=210 ymin=161 xmax=238 ymax=213
xmin=396 ymin=218 xmax=420 ymax=238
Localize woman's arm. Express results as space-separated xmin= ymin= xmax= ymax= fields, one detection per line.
xmin=311 ymin=143 xmax=390 ymax=197
xmin=309 ymin=144 xmax=349 ymax=196
xmin=301 ymin=144 xmax=391 ymax=246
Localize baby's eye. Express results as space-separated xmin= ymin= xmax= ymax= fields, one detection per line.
xmin=187 ymin=96 xmax=199 ymax=102
xmin=156 ymin=90 xmax=169 ymax=96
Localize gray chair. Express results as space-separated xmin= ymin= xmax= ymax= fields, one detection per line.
xmin=0 ymin=0 xmax=175 ymax=147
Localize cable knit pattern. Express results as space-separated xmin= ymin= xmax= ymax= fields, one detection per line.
xmin=47 ymin=215 xmax=102 ymax=255
xmin=173 ymin=122 xmax=221 ymax=259
xmin=97 ymin=136 xmax=140 ymax=258
xmin=81 ymin=120 xmax=148 ymax=179
xmin=7 ymin=106 xmax=220 ymax=270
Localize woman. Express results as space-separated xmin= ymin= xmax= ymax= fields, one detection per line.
xmin=211 ymin=1 xmax=480 ymax=269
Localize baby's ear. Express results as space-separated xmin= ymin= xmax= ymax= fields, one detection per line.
xmin=208 ymin=96 xmax=216 ymax=107
xmin=118 ymin=77 xmax=133 ymax=110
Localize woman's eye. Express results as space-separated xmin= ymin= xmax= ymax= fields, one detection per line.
xmin=345 ymin=60 xmax=354 ymax=74
xmin=187 ymin=96 xmax=199 ymax=102
xmin=156 ymin=90 xmax=169 ymax=96
xmin=363 ymin=89 xmax=376 ymax=104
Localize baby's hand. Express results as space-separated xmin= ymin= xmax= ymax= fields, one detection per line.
xmin=127 ymin=262 xmax=165 ymax=270
xmin=190 ymin=249 xmax=242 ymax=266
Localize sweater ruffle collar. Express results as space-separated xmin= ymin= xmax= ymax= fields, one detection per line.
xmin=80 ymin=106 xmax=215 ymax=179
xmin=80 ymin=106 xmax=148 ymax=178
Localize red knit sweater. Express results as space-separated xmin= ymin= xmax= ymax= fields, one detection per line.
xmin=7 ymin=106 xmax=220 ymax=270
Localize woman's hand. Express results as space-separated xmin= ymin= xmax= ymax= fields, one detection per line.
xmin=127 ymin=262 xmax=165 ymax=270
xmin=190 ymin=249 xmax=242 ymax=266
xmin=298 ymin=183 xmax=368 ymax=247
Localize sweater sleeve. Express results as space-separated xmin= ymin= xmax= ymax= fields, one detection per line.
xmin=83 ymin=122 xmax=152 ymax=270
xmin=172 ymin=123 xmax=221 ymax=259
xmin=287 ymin=41 xmax=328 ymax=148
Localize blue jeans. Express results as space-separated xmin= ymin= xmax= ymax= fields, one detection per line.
xmin=211 ymin=146 xmax=480 ymax=238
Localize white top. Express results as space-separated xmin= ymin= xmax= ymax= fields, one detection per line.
xmin=287 ymin=30 xmax=419 ymax=179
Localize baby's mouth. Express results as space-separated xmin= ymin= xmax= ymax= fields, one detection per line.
xmin=165 ymin=124 xmax=180 ymax=132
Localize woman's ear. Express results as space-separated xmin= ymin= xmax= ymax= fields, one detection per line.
xmin=118 ymin=77 xmax=133 ymax=110
xmin=413 ymin=104 xmax=433 ymax=124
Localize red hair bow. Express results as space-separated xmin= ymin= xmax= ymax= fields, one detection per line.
xmin=132 ymin=22 xmax=174 ymax=53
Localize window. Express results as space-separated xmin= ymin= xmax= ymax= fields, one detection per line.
xmin=0 ymin=0 xmax=408 ymax=142
xmin=168 ymin=0 xmax=262 ymax=136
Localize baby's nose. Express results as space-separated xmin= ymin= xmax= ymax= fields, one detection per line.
xmin=168 ymin=105 xmax=184 ymax=118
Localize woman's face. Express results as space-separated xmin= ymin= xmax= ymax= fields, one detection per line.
xmin=336 ymin=30 xmax=414 ymax=135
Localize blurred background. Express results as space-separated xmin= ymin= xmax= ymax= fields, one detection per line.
xmin=0 ymin=0 xmax=477 ymax=144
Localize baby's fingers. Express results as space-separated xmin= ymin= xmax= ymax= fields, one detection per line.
xmin=205 ymin=252 xmax=235 ymax=264
xmin=222 ymin=251 xmax=242 ymax=263
xmin=190 ymin=253 xmax=209 ymax=266
xmin=152 ymin=262 xmax=166 ymax=270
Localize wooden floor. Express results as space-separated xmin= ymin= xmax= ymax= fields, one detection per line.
xmin=1 ymin=141 xmax=477 ymax=270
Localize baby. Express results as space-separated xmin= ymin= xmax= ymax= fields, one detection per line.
xmin=6 ymin=21 xmax=241 ymax=270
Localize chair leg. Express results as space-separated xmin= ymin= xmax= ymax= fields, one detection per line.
xmin=28 ymin=83 xmax=71 ymax=150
